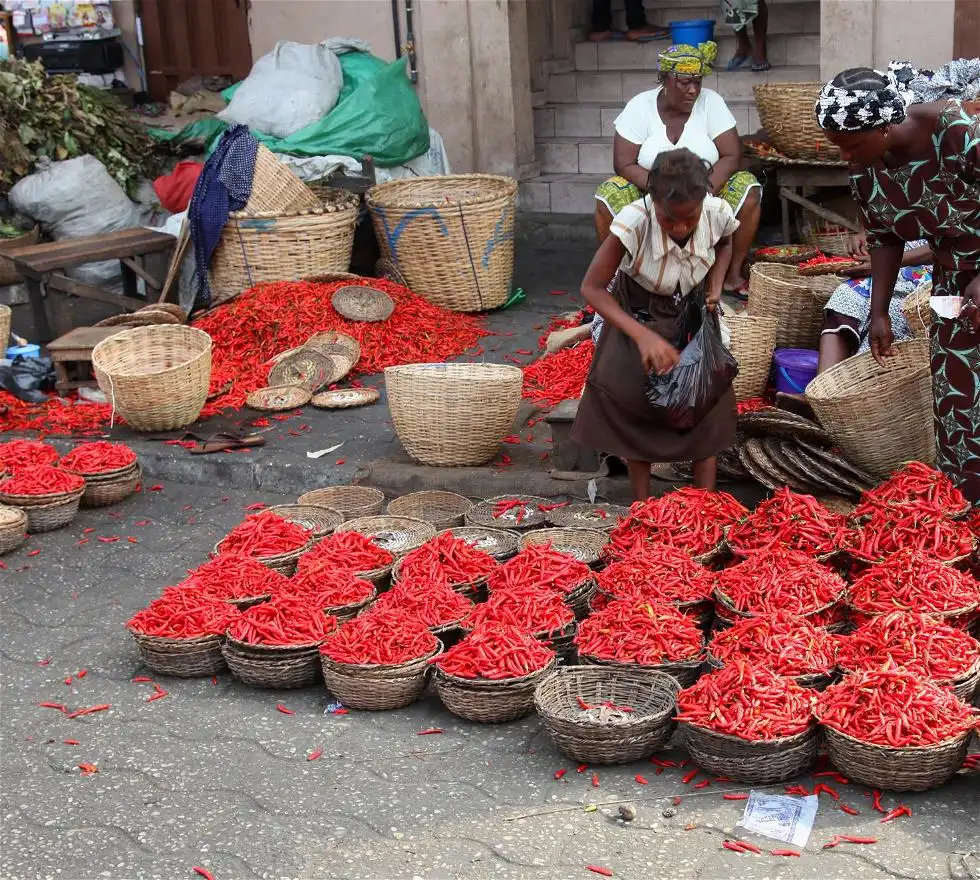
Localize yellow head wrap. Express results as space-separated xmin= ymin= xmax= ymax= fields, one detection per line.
xmin=658 ymin=41 xmax=717 ymax=76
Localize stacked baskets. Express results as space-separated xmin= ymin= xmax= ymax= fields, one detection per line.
xmin=748 ymin=263 xmax=836 ymax=349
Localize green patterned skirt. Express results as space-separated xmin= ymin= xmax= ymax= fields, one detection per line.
xmin=596 ymin=170 xmax=761 ymax=216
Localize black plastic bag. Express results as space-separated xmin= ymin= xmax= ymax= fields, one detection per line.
xmin=644 ymin=304 xmax=739 ymax=430
xmin=0 ymin=356 xmax=55 ymax=403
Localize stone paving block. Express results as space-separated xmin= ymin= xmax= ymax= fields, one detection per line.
xmin=555 ymin=105 xmax=603 ymax=139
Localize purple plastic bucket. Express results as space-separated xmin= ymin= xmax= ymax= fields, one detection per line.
xmin=773 ymin=348 xmax=819 ymax=394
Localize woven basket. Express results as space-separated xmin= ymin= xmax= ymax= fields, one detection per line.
xmin=92 ymin=325 xmax=212 ymax=431
xmin=441 ymin=526 xmax=522 ymax=561
xmin=821 ymin=726 xmax=972 ymax=791
xmin=805 ymin=339 xmax=934 ymax=476
xmin=753 ymin=83 xmax=842 ymax=162
xmin=519 ymin=528 xmax=608 ymax=567
xmin=385 ymin=363 xmax=523 ymax=467
xmin=21 ymin=490 xmax=84 ymax=532
xmin=466 ymin=495 xmax=552 ymax=531
xmin=0 ymin=304 xmax=10 ymax=348
xmin=297 ymin=486 xmax=384 ymax=520
xmin=320 ymin=646 xmax=441 ymax=710
xmin=579 ymin=653 xmax=704 ymax=688
xmin=707 ymin=652 xmax=834 ymax=691
xmin=366 ymin=174 xmax=518 ymax=312
xmin=222 ymin=637 xmax=322 ymax=689
xmin=545 ymin=503 xmax=628 ymax=532
xmin=79 ymin=465 xmax=141 ymax=508
xmin=240 ymin=145 xmax=320 ymax=215
xmin=948 ymin=661 xmax=980 ymax=703
xmin=311 ymin=388 xmax=380 ymax=410
xmin=804 ymin=223 xmax=851 ymax=256
xmin=0 ymin=505 xmax=28 ymax=554
xmin=539 ymin=621 xmax=579 ymax=661
xmin=725 ymin=313 xmax=778 ymax=402
xmin=748 ymin=263 xmax=831 ymax=349
xmin=391 ymin=555 xmax=490 ymax=601
xmin=752 ymin=244 xmax=819 ymax=266
xmin=683 ymin=723 xmax=821 ymax=783
xmin=214 ymin=537 xmax=314 ymax=577
xmin=334 ymin=516 xmax=437 ymax=556
xmin=902 ymin=282 xmax=934 ymax=339
xmin=386 ymin=491 xmax=474 ymax=530
xmin=132 ymin=632 xmax=226 ymax=677
xmin=210 ymin=188 xmax=359 ymax=305
xmin=0 ymin=224 xmax=40 ymax=285
xmin=435 ymin=657 xmax=557 ymax=723
xmin=534 ymin=666 xmax=680 ymax=763
xmin=266 ymin=504 xmax=343 ymax=538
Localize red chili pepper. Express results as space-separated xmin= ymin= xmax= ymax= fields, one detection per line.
xmin=880 ymin=805 xmax=912 ymax=823
xmin=78 ymin=762 xmax=98 ymax=776
xmin=64 ymin=676 xmax=72 ymax=686
xmin=694 ymin=779 xmax=711 ymax=790
xmin=66 ymin=704 xmax=111 ymax=718
xmin=871 ymin=790 xmax=886 ymax=814
xmin=770 ymin=850 xmax=801 ymax=857
xmin=650 ymin=758 xmax=677 ymax=768
xmin=682 ymin=769 xmax=699 ymax=784
xmin=840 ymin=804 xmax=861 ymax=815
xmin=724 ymin=794 xmax=749 ymax=800
xmin=710 ymin=610 xmax=835 ymax=678
xmin=63 ymin=739 xmax=80 ymax=745
xmin=634 ymin=775 xmax=649 ymax=785
xmin=596 ymin=546 xmax=712 ymax=606
xmin=839 ymin=836 xmax=878 ymax=844
xmin=673 ymin=796 xmax=682 ymax=806
xmin=723 ymin=841 xmax=748 ymax=853
xmin=576 ymin=599 xmax=703 ymax=666
xmin=38 ymin=701 xmax=68 ymax=712
xmin=591 ymin=772 xmax=600 ymax=788
xmin=26 ymin=549 xmax=40 ymax=557
xmin=585 ymin=867 xmax=613 ymax=877
xmin=276 ymin=704 xmax=294 ymax=715
xmin=307 ymin=748 xmax=323 ymax=761
xmin=298 ymin=531 xmax=394 ymax=578
xmin=577 ymin=764 xmax=589 ymax=773
xmin=823 ymin=835 xmax=841 ymax=849
xmin=218 ymin=511 xmax=311 ymax=558
xmin=735 ymin=841 xmax=762 ymax=854
xmin=0 ymin=439 xmax=59 ymax=471
xmin=554 ymin=769 xmax=567 ymax=780
xmin=417 ymin=728 xmax=444 ymax=736
xmin=149 ymin=484 xmax=163 ymax=491
xmin=0 ymin=466 xmax=85 ymax=496
xmin=59 ymin=442 xmax=137 ymax=475
xmin=77 ymin=669 xmax=88 ymax=678
xmin=192 ymin=868 xmax=215 ymax=880
xmin=856 ymin=461 xmax=968 ymax=517
xmin=813 ymin=783 xmax=840 ymax=801
xmin=321 ymin=612 xmax=437 ymax=666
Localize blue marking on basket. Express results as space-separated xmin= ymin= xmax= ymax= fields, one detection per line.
xmin=374 ymin=206 xmax=448 ymax=264
xmin=482 ymin=203 xmax=514 ymax=268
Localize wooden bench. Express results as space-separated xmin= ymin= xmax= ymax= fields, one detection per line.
xmin=46 ymin=326 xmax=126 ymax=396
xmin=5 ymin=228 xmax=176 ymax=341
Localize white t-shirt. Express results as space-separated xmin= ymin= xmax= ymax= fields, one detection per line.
xmin=615 ymin=87 xmax=738 ymax=170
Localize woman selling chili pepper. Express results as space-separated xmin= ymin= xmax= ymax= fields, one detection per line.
xmin=571 ymin=148 xmax=738 ymax=501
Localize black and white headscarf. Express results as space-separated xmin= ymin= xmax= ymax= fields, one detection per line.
xmin=815 ymin=61 xmax=916 ymax=132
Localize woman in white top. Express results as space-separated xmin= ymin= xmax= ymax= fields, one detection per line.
xmin=595 ymin=41 xmax=761 ymax=295
xmin=573 ymin=148 xmax=740 ymax=501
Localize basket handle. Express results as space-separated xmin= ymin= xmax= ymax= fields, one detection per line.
xmin=456 ymin=202 xmax=485 ymax=311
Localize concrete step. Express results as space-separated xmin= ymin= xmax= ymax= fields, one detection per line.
xmin=548 ymin=63 xmax=820 ymax=104
xmin=574 ymin=31 xmax=819 ymax=72
xmin=519 ymin=173 xmax=608 ymax=215
xmin=603 ymin=0 xmax=819 ymax=29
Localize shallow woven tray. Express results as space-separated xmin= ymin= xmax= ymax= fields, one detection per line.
xmin=334 ymin=515 xmax=437 ymax=555
xmin=752 ymin=244 xmax=819 ymax=265
xmin=246 ymin=384 xmax=312 ymax=411
xmin=435 ymin=658 xmax=557 ymax=723
xmin=132 ymin=632 xmax=226 ymax=677
xmin=310 ymin=388 xmax=380 ymax=410
xmin=266 ymin=504 xmax=344 ymax=539
xmin=21 ymin=490 xmax=84 ymax=532
xmin=779 ymin=439 xmax=868 ymax=498
xmin=534 ymin=666 xmax=680 ymax=764
xmin=386 ymin=491 xmax=474 ymax=531
xmin=793 ymin=437 xmax=877 ymax=487
xmin=738 ymin=409 xmax=835 ymax=445
xmin=519 ymin=528 xmax=608 ymax=566
xmin=331 ymin=284 xmax=395 ymax=322
xmin=441 ymin=526 xmax=522 ymax=561
xmin=683 ymin=723 xmax=821 ymax=784
xmin=320 ymin=646 xmax=441 ymax=710
xmin=465 ymin=495 xmax=551 ymax=530
xmin=80 ymin=466 xmax=141 ymax=508
xmin=297 ymin=486 xmax=384 ymax=520
xmin=578 ymin=653 xmax=705 ymax=689
xmin=821 ymin=726 xmax=972 ymax=791
xmin=304 ymin=330 xmax=361 ymax=364
xmin=268 ymin=348 xmax=333 ymax=392
xmin=96 ymin=310 xmax=181 ymax=328
xmin=222 ymin=640 xmax=321 ymax=689
xmin=0 ymin=504 xmax=28 ymax=554
xmin=759 ymin=437 xmax=825 ymax=494
xmin=545 ymin=503 xmax=628 ymax=532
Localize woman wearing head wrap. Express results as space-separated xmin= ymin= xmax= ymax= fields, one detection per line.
xmin=595 ymin=42 xmax=762 ymax=296
xmin=815 ymin=62 xmax=980 ymax=505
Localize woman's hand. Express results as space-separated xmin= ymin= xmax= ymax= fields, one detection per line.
xmin=705 ymin=286 xmax=723 ymax=312
xmin=962 ymin=274 xmax=980 ymax=331
xmin=848 ymin=232 xmax=869 ymax=258
xmin=841 ymin=260 xmax=872 ymax=278
xmin=633 ymin=326 xmax=680 ymax=375
xmin=869 ymin=315 xmax=896 ymax=366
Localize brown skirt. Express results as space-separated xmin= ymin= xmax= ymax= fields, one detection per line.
xmin=571 ymin=275 xmax=736 ymax=463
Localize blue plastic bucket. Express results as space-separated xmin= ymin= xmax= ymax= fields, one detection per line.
xmin=669 ymin=20 xmax=716 ymax=47
xmin=773 ymin=348 xmax=819 ymax=394
xmin=7 ymin=344 xmax=40 ymax=360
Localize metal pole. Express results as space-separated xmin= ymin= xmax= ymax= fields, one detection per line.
xmin=404 ymin=0 xmax=417 ymax=83
xmin=391 ymin=0 xmax=402 ymax=59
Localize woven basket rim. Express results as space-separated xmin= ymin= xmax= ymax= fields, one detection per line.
xmin=440 ymin=526 xmax=522 ymax=557
xmin=714 ymin=586 xmax=842 ymax=620
xmin=92 ymin=325 xmax=212 ymax=379
xmin=818 ymin=721 xmax=974 ymax=753
xmin=230 ymin=189 xmax=358 ymax=219
xmin=366 ymin=173 xmax=518 ymax=210
xmin=214 ymin=535 xmax=314 ymax=561
xmin=533 ymin=665 xmax=680 ymax=723
xmin=298 ymin=485 xmax=384 ymax=508
xmin=806 ymin=339 xmax=930 ymax=404
xmin=384 ymin=362 xmax=522 ymax=381
xmin=578 ymin=649 xmax=706 ymax=669
xmin=435 ymin=656 xmax=556 ymax=688
xmin=224 ymin=632 xmax=326 ymax=653
xmin=265 ymin=503 xmax=345 ymax=533
xmin=0 ymin=484 xmax=86 ymax=505
xmin=0 ymin=504 xmax=28 ymax=527
xmin=131 ymin=630 xmax=223 ymax=647
xmin=334 ymin=515 xmax=437 ymax=550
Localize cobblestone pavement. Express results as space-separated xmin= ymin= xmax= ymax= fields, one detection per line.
xmin=2 ymin=484 xmax=978 ymax=880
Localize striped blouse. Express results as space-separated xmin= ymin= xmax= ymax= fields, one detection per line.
xmin=610 ymin=194 xmax=739 ymax=296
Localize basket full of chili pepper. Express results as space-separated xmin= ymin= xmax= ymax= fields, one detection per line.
xmin=285 ymin=568 xmax=377 ymax=621
xmin=297 ymin=530 xmax=396 ymax=584
xmin=834 ymin=610 xmax=980 ymax=702
xmin=725 ymin=488 xmax=849 ymax=559
xmin=675 ymin=663 xmax=819 ymax=784
xmin=462 ymin=589 xmax=578 ymax=658
xmin=0 ymin=466 xmax=86 ymax=532
xmin=185 ymin=553 xmax=291 ymax=609
xmin=59 ymin=440 xmax=141 ymax=508
xmin=488 ymin=544 xmax=597 ymax=618
xmin=433 ymin=623 xmax=557 ymax=723
xmin=533 ymin=665 xmax=680 ymax=763
xmin=393 ymin=531 xmax=499 ymax=600
xmin=127 ymin=589 xmax=242 ymax=677
xmin=319 ymin=609 xmax=442 ymax=710
xmin=855 ymin=462 xmax=971 ymax=520
xmin=371 ymin=574 xmax=475 ymax=635
xmin=518 ymin=529 xmax=609 ymax=568
xmin=594 ymin=546 xmax=713 ymax=612
xmin=843 ymin=503 xmax=976 ymax=565
xmin=815 ymin=668 xmax=980 ymax=791
xmin=216 ymin=511 xmax=315 ymax=575
xmin=465 ymin=495 xmax=552 ymax=531
xmin=265 ymin=504 xmax=344 ymax=539
xmin=576 ymin=599 xmax=706 ymax=687
xmin=0 ymin=439 xmax=59 ymax=473
xmin=708 ymin=610 xmax=837 ymax=689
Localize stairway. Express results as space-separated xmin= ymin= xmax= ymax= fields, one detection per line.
xmin=521 ymin=0 xmax=822 ymax=215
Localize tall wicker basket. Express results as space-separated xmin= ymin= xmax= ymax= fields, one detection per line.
xmin=748 ymin=263 xmax=835 ymax=349
xmin=725 ymin=313 xmax=778 ymax=401
xmin=366 ymin=174 xmax=518 ymax=312
xmin=753 ymin=83 xmax=842 ymax=162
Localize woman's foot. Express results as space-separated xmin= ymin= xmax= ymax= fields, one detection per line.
xmin=726 ymin=55 xmax=749 ymax=71
xmin=724 ymin=275 xmax=750 ymax=298
xmin=626 ymin=23 xmax=669 ymax=41
xmin=588 ymin=29 xmax=613 ymax=42
xmin=752 ymin=60 xmax=772 ymax=72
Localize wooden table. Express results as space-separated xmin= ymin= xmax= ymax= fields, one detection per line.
xmin=775 ymin=164 xmax=856 ymax=244
xmin=46 ymin=326 xmax=125 ymax=396
xmin=4 ymin=228 xmax=176 ymax=341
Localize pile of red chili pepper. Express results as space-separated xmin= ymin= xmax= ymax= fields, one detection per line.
xmin=287 ymin=568 xmax=376 ymax=610
xmin=127 ymin=589 xmax=241 ymax=639
xmin=183 ymin=554 xmax=290 ymax=602
xmin=435 ymin=623 xmax=555 ymax=679
xmin=726 ymin=488 xmax=848 ymax=557
xmin=297 ymin=531 xmax=394 ymax=576
xmin=709 ymin=610 xmax=836 ymax=678
xmin=607 ymin=489 xmax=747 ymax=559
xmin=0 ymin=392 xmax=113 ymax=436
xmin=465 ymin=586 xmax=575 ymax=636
xmin=371 ymin=575 xmax=475 ymax=629
xmin=489 ymin=545 xmax=592 ymax=595
xmin=595 ymin=546 xmax=712 ymax=605
xmin=0 ymin=465 xmax=85 ymax=496
xmin=735 ymin=397 xmax=771 ymax=415
xmin=58 ymin=441 xmax=137 ymax=474
xmin=843 ymin=502 xmax=975 ymax=562
xmin=521 ymin=341 xmax=594 ymax=408
xmin=715 ymin=547 xmax=846 ymax=616
xmin=227 ymin=597 xmax=337 ymax=646
xmin=217 ymin=511 xmax=311 ymax=558
xmin=798 ymin=255 xmax=861 ymax=271
xmin=847 ymin=548 xmax=980 ymax=615
xmin=676 ymin=662 xmax=815 ymax=740
xmin=835 ymin=610 xmax=980 ymax=683
xmin=0 ymin=438 xmax=59 ymax=471
xmin=319 ymin=610 xmax=439 ymax=666
xmin=397 ymin=532 xmax=498 ymax=586
xmin=816 ymin=668 xmax=979 ymax=747
xmin=193 ymin=278 xmax=488 ymax=417
xmin=575 ymin=599 xmax=704 ymax=665
xmin=856 ymin=462 xmax=969 ymax=518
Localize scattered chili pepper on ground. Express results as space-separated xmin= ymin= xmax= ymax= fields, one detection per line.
xmin=275 ymin=704 xmax=294 ymax=715
xmin=840 ymin=836 xmax=878 ymax=844
xmin=554 ymin=769 xmax=567 ymax=780
xmin=585 ymin=867 xmax=613 ymax=877
xmin=881 ymin=805 xmax=912 ymax=823
xmin=417 ymin=728 xmax=444 ymax=736
xmin=682 ymin=769 xmax=699 ymax=784
xmin=522 ymin=342 xmax=594 ymax=408
xmin=192 ymin=868 xmax=215 ymax=880
xmin=724 ymin=794 xmax=749 ymax=800
xmin=77 ymin=762 xmax=98 ymax=776
xmin=307 ymin=748 xmax=323 ymax=761
xmin=840 ymin=804 xmax=861 ymax=815
xmin=770 ymin=850 xmax=801 ymax=857
xmin=634 ymin=775 xmax=648 ymax=785
xmin=673 ymin=796 xmax=682 ymax=805
xmin=591 ymin=772 xmax=600 ymax=787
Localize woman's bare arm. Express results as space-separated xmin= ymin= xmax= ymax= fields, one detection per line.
xmin=709 ymin=128 xmax=742 ymax=195
xmin=613 ymin=135 xmax=649 ymax=191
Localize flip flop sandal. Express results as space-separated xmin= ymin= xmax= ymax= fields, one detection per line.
xmin=189 ymin=432 xmax=267 ymax=455
xmin=726 ymin=55 xmax=749 ymax=71
xmin=143 ymin=430 xmax=206 ymax=443
xmin=752 ymin=62 xmax=772 ymax=72
xmin=630 ymin=28 xmax=671 ymax=42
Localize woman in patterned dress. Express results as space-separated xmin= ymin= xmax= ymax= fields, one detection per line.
xmin=815 ymin=64 xmax=980 ymax=505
